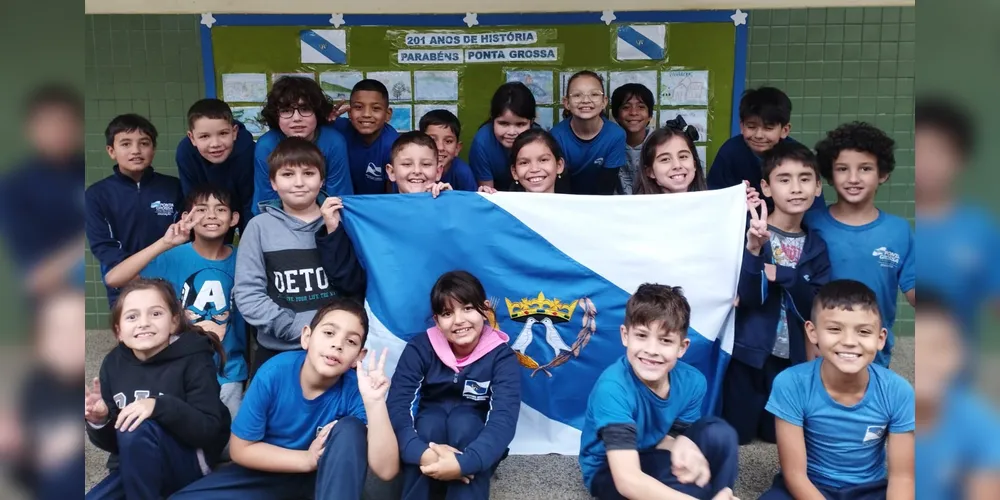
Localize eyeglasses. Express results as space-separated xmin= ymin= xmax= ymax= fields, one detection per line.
xmin=568 ymin=91 xmax=605 ymax=103
xmin=278 ymin=107 xmax=315 ymax=119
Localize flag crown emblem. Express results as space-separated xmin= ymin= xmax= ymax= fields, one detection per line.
xmin=506 ymin=292 xmax=578 ymax=322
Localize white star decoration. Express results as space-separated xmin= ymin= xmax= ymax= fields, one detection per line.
xmin=329 ymin=14 xmax=345 ymax=28
xmin=731 ymin=9 xmax=748 ymax=26
xmin=200 ymin=13 xmax=217 ymax=29
xmin=601 ymin=10 xmax=617 ymax=26
xmin=463 ymin=13 xmax=479 ymax=28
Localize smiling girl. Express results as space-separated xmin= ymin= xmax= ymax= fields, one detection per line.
xmin=469 ymin=83 xmax=537 ymax=191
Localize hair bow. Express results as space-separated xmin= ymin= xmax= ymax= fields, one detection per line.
xmin=664 ymin=115 xmax=700 ymax=143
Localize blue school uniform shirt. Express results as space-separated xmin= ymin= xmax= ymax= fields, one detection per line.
xmin=916 ymin=384 xmax=1000 ymax=500
xmin=175 ymin=121 xmax=256 ymax=233
xmin=550 ymin=117 xmax=627 ymax=195
xmin=468 ymin=123 xmax=511 ymax=189
xmin=917 ymin=204 xmax=1000 ymax=337
xmin=251 ymin=125 xmax=354 ymax=215
xmin=232 ymin=350 xmax=367 ymax=450
xmin=766 ymin=359 xmax=915 ymax=488
xmin=441 ymin=157 xmax=478 ymax=192
xmin=140 ymin=243 xmax=248 ymax=386
xmin=332 ymin=117 xmax=399 ymax=195
xmin=707 ymin=135 xmax=826 ymax=212
xmin=578 ymin=355 xmax=706 ymax=491
xmin=804 ymin=207 xmax=915 ymax=367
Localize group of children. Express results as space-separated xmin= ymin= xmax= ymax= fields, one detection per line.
xmin=83 ymin=72 xmax=917 ymax=500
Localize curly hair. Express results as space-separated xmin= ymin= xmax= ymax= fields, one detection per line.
xmin=814 ymin=121 xmax=896 ymax=183
xmin=260 ymin=76 xmax=333 ymax=130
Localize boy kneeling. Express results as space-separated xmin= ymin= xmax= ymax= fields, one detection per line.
xmin=580 ymin=284 xmax=740 ymax=500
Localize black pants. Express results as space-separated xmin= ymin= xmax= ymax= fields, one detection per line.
xmin=721 ymin=355 xmax=791 ymax=445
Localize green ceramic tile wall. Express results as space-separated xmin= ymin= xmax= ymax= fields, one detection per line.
xmin=84 ymin=8 xmax=914 ymax=335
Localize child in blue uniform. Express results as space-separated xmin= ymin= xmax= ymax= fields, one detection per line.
xmin=551 ymin=71 xmax=627 ymax=195
xmin=914 ymin=98 xmax=1000 ymax=340
xmin=171 ymin=299 xmax=399 ymax=499
xmin=86 ymin=113 xmax=182 ymax=306
xmin=579 ymin=284 xmax=739 ymax=500
xmin=332 ymin=79 xmax=399 ymax=194
xmin=419 ymin=109 xmax=477 ymax=192
xmin=469 ymin=82 xmax=536 ymax=190
xmin=387 ymin=271 xmax=520 ymax=500
xmin=252 ymin=77 xmax=353 ymax=213
xmin=103 ymin=186 xmax=248 ymax=423
xmin=805 ymin=122 xmax=915 ymax=367
xmin=707 ymin=87 xmax=825 ymax=212
xmin=610 ymin=83 xmax=654 ymax=194
xmin=761 ymin=280 xmax=914 ymax=499
xmin=722 ymin=142 xmax=830 ymax=445
xmin=175 ymin=99 xmax=256 ymax=238
xmin=508 ymin=129 xmax=568 ymax=194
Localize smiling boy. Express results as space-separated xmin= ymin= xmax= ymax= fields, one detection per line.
xmin=387 ymin=131 xmax=453 ymax=197
xmin=333 ymin=79 xmax=400 ymax=195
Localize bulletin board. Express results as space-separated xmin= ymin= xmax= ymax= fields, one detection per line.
xmin=200 ymin=11 xmax=748 ymax=166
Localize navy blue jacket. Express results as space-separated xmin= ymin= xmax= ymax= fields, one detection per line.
xmin=175 ymin=122 xmax=256 ymax=235
xmin=387 ymin=331 xmax=520 ymax=476
xmin=734 ymin=223 xmax=831 ymax=369
xmin=85 ymin=166 xmax=182 ymax=305
xmin=707 ymin=135 xmax=826 ymax=213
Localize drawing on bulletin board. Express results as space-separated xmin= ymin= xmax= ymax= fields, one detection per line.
xmin=202 ymin=11 xmax=746 ymax=170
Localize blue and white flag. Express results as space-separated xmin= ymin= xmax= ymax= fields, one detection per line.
xmin=300 ymin=29 xmax=347 ymax=65
xmin=341 ymin=187 xmax=745 ymax=455
xmin=616 ymin=24 xmax=666 ymax=61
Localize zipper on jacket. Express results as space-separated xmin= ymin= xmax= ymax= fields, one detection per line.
xmin=453 ymin=373 xmax=458 ymax=383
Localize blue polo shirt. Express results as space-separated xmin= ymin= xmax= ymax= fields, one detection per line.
xmin=550 ymin=117 xmax=627 ymax=195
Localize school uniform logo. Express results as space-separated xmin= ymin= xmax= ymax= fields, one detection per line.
xmin=463 ymin=380 xmax=491 ymax=401
xmin=594 ymin=157 xmax=605 ymax=166
xmin=503 ymin=292 xmax=597 ymax=377
xmin=871 ymin=247 xmax=901 ymax=269
xmin=365 ymin=162 xmax=383 ymax=182
xmin=149 ymin=201 xmax=175 ymax=217
xmin=862 ymin=424 xmax=887 ymax=443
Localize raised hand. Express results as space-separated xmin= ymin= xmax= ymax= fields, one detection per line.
xmin=743 ymin=180 xmax=762 ymax=211
xmin=356 ymin=348 xmax=390 ymax=403
xmin=477 ymin=185 xmax=497 ymax=194
xmin=745 ymin=202 xmax=771 ymax=257
xmin=304 ymin=421 xmax=335 ymax=472
xmin=84 ymin=377 xmax=109 ymax=425
xmin=329 ymin=100 xmax=349 ymax=121
xmin=320 ymin=197 xmax=344 ymax=234
xmin=161 ymin=211 xmax=198 ymax=247
xmin=427 ymin=182 xmax=453 ymax=198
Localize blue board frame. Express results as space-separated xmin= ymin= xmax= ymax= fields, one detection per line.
xmin=200 ymin=11 xmax=748 ymax=136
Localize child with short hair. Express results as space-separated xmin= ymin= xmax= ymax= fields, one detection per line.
xmin=508 ymin=129 xmax=569 ymax=194
xmin=610 ymin=83 xmax=655 ymax=195
xmin=760 ymin=280 xmax=915 ymax=500
xmin=387 ymin=271 xmax=520 ymax=500
xmin=419 ymin=109 xmax=477 ymax=192
xmin=252 ymin=77 xmax=354 ymax=213
xmin=806 ymin=122 xmax=915 ymax=367
xmin=86 ymin=113 xmax=183 ymax=306
xmin=85 ymin=278 xmax=231 ymax=499
xmin=171 ymin=299 xmax=399 ymax=499
xmin=235 ymin=137 xmax=366 ymax=375
xmin=552 ymin=71 xmax=627 ymax=195
xmin=580 ymin=284 xmax=739 ymax=500
xmin=914 ymin=98 xmax=999 ymax=338
xmin=914 ymin=287 xmax=1000 ymax=498
xmin=387 ymin=131 xmax=454 ymax=197
xmin=332 ymin=79 xmax=400 ymax=194
xmin=722 ymin=142 xmax=831 ymax=445
xmin=175 ymin=99 xmax=256 ymax=238
xmin=469 ymin=82 xmax=537 ymax=190
xmin=707 ymin=87 xmax=825 ymax=212
xmin=103 ymin=186 xmax=248 ymax=421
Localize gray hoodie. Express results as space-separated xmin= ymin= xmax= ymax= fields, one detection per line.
xmin=234 ymin=199 xmax=366 ymax=351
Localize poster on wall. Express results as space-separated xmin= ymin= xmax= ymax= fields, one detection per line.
xmin=320 ymin=71 xmax=363 ymax=100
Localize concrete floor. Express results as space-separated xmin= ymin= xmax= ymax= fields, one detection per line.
xmin=85 ymin=331 xmax=914 ymax=499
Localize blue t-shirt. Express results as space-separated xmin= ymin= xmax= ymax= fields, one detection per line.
xmin=332 ymin=117 xmax=399 ymax=195
xmin=578 ymin=356 xmax=706 ymax=490
xmin=766 ymin=359 xmax=915 ymax=488
xmin=468 ymin=123 xmax=511 ymax=188
xmin=550 ymin=117 xmax=627 ymax=195
xmin=141 ymin=243 xmax=247 ymax=385
xmin=916 ymin=385 xmax=1000 ymax=500
xmin=804 ymin=207 xmax=915 ymax=367
xmin=252 ymin=125 xmax=354 ymax=215
xmin=917 ymin=204 xmax=1000 ymax=336
xmin=441 ymin=157 xmax=478 ymax=192
xmin=232 ymin=350 xmax=367 ymax=450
